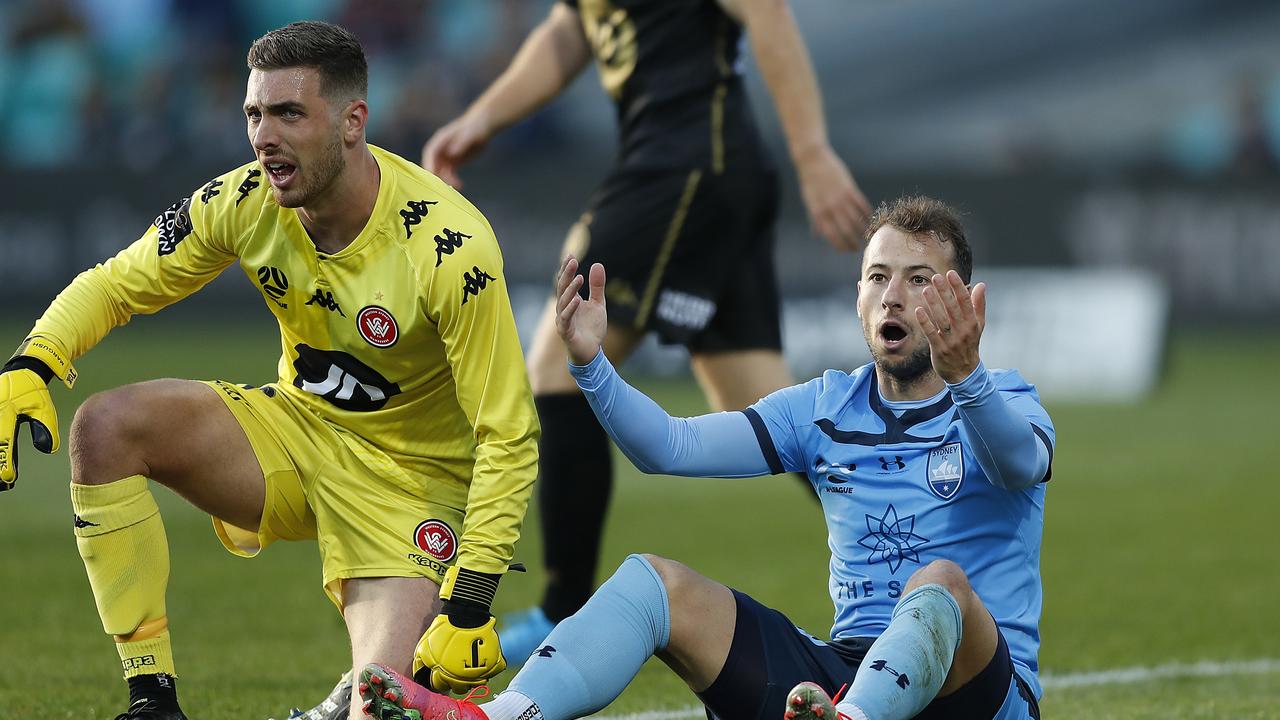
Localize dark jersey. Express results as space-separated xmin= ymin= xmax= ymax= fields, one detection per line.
xmin=564 ymin=0 xmax=771 ymax=171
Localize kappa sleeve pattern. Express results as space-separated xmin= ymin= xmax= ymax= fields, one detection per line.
xmin=423 ymin=214 xmax=539 ymax=576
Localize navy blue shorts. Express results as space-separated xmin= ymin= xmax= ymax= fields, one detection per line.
xmin=698 ymin=590 xmax=1041 ymax=720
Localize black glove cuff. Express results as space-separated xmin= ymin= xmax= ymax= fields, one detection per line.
xmin=442 ymin=598 xmax=490 ymax=629
xmin=443 ymin=567 xmax=502 ymax=629
xmin=2 ymin=356 xmax=55 ymax=385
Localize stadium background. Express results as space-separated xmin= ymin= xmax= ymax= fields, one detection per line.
xmin=0 ymin=0 xmax=1277 ymax=717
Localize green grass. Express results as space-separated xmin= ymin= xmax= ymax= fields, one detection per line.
xmin=1 ymin=318 xmax=1277 ymax=717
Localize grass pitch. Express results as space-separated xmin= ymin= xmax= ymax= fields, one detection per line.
xmin=0 ymin=317 xmax=1276 ymax=718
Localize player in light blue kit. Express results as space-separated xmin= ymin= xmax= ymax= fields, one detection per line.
xmin=358 ymin=195 xmax=1053 ymax=720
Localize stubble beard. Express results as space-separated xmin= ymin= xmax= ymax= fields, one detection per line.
xmin=275 ymin=131 xmax=346 ymax=209
xmin=862 ymin=323 xmax=935 ymax=385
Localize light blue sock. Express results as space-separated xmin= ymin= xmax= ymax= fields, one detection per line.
xmin=844 ymin=584 xmax=963 ymax=720
xmin=497 ymin=554 xmax=670 ymax=720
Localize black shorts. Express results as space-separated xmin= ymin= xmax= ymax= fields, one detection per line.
xmin=698 ymin=590 xmax=1041 ymax=720
xmin=562 ymin=165 xmax=782 ymax=352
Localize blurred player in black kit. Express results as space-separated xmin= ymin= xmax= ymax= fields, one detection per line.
xmin=423 ymin=0 xmax=871 ymax=664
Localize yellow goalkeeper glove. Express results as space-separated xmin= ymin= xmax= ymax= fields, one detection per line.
xmin=1 ymin=337 xmax=76 ymax=491
xmin=413 ymin=566 xmax=506 ymax=694
xmin=0 ymin=362 xmax=60 ymax=491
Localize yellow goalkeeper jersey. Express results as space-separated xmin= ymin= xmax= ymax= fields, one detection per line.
xmin=24 ymin=145 xmax=538 ymax=576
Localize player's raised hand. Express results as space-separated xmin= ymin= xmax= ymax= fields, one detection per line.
xmin=421 ymin=112 xmax=492 ymax=188
xmin=555 ymin=255 xmax=607 ymax=365
xmin=796 ymin=145 xmax=872 ymax=252
xmin=0 ymin=366 xmax=60 ymax=491
xmin=914 ymin=270 xmax=987 ymax=384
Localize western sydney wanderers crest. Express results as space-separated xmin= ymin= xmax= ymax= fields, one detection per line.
xmin=357 ymin=305 xmax=398 ymax=348
xmin=926 ymin=443 xmax=964 ymax=500
xmin=413 ymin=520 xmax=457 ymax=563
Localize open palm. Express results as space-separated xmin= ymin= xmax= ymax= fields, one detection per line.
xmin=555 ymin=256 xmax=608 ymax=365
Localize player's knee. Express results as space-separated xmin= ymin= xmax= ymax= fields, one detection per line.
xmin=639 ymin=554 xmax=697 ymax=606
xmin=70 ymin=389 xmax=141 ymax=480
xmin=904 ymin=559 xmax=972 ymax=600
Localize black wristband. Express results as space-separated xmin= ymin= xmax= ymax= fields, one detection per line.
xmin=2 ymin=356 xmax=55 ymax=385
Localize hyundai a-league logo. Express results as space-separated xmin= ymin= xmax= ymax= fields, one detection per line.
xmin=857 ymin=504 xmax=928 ymax=573
xmin=413 ymin=520 xmax=457 ymax=563
xmin=357 ymin=305 xmax=399 ymax=348
xmin=926 ymin=443 xmax=964 ymax=500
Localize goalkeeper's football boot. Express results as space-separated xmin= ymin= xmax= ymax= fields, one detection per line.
xmin=358 ymin=663 xmax=490 ymax=720
xmin=496 ymin=606 xmax=555 ymax=666
xmin=783 ymin=681 xmax=855 ymax=720
xmin=270 ymin=670 xmax=353 ymax=720
xmin=112 ymin=698 xmax=189 ymax=720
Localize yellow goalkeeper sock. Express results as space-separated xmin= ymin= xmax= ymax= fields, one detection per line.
xmin=71 ymin=475 xmax=176 ymax=678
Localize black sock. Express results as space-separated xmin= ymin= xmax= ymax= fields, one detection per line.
xmin=127 ymin=673 xmax=181 ymax=712
xmin=535 ymin=393 xmax=613 ymax=622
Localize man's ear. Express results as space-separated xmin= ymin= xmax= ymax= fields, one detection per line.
xmin=855 ymin=280 xmax=862 ymax=317
xmin=343 ymin=99 xmax=369 ymax=143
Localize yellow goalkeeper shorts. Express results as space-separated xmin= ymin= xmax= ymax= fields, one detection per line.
xmin=203 ymin=380 xmax=465 ymax=608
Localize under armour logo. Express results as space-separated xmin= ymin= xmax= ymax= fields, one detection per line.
xmin=305 ymin=288 xmax=345 ymax=316
xmin=236 ymin=168 xmax=261 ymax=205
xmin=879 ymin=456 xmax=906 ymax=471
xmin=461 ymin=266 xmax=496 ymax=305
xmin=535 ymin=645 xmax=556 ymax=658
xmin=434 ymin=228 xmax=471 ymax=267
xmin=869 ymin=659 xmax=911 ymax=689
xmin=200 ymin=179 xmax=223 ymax=204
xmin=400 ymin=199 xmax=438 ymax=238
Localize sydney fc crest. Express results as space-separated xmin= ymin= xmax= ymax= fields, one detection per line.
xmin=926 ymin=443 xmax=964 ymax=500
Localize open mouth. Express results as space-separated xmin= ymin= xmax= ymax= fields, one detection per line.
xmin=879 ymin=320 xmax=909 ymax=348
xmin=263 ymin=160 xmax=297 ymax=188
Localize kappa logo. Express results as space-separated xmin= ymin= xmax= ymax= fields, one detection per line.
xmin=236 ymin=168 xmax=261 ymax=205
xmin=926 ymin=443 xmax=964 ymax=500
xmin=154 ymin=197 xmax=193 ymax=256
xmin=461 ymin=266 xmax=496 ymax=305
xmin=413 ymin=519 xmax=457 ymax=563
xmin=400 ymin=199 xmax=438 ymax=238
xmin=256 ymin=266 xmax=289 ymax=307
xmin=73 ymin=514 xmax=99 ymax=529
xmin=121 ymin=654 xmax=157 ymax=671
xmin=200 ymin=178 xmax=223 ymax=204
xmin=356 ymin=305 xmax=399 ymax=348
xmin=305 ymin=288 xmax=345 ymax=316
xmin=434 ymin=228 xmax=471 ymax=267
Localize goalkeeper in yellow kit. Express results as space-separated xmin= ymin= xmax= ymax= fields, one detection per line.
xmin=0 ymin=21 xmax=537 ymax=720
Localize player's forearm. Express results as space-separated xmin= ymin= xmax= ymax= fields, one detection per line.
xmin=948 ymin=364 xmax=1051 ymax=491
xmin=24 ymin=265 xmax=139 ymax=368
xmin=570 ymin=350 xmax=771 ymax=478
xmin=464 ymin=4 xmax=590 ymax=137
xmin=741 ymin=0 xmax=833 ymax=164
xmin=456 ymin=431 xmax=538 ymax=574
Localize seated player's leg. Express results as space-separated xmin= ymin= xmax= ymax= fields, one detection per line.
xmin=788 ymin=559 xmax=1029 ymax=720
xmin=503 ymin=297 xmax=644 ymax=664
xmin=68 ymin=379 xmax=269 ymax=718
xmin=361 ymin=555 xmax=861 ymax=720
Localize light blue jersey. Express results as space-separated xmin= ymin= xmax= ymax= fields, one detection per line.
xmin=569 ymin=352 xmax=1055 ymax=698
xmin=746 ymin=363 xmax=1053 ymax=696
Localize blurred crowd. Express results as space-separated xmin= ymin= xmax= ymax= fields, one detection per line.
xmin=0 ymin=0 xmax=557 ymax=171
xmin=2 ymin=0 xmax=1279 ymax=178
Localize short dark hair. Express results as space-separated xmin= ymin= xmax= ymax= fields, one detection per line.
xmin=247 ymin=21 xmax=367 ymax=103
xmin=865 ymin=195 xmax=973 ymax=283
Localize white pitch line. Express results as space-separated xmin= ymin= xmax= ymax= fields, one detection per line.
xmin=586 ymin=657 xmax=1280 ymax=720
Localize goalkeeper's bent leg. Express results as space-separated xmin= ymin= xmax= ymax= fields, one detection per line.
xmin=490 ymin=554 xmax=671 ymax=720
xmin=71 ymin=474 xmax=175 ymax=678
